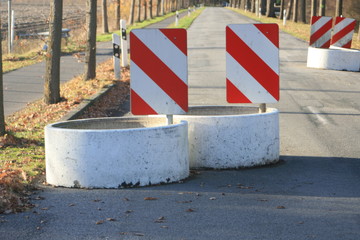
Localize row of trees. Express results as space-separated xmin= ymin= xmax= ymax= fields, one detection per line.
xmin=228 ymin=0 xmax=346 ymax=23
xmin=0 ymin=0 xmax=98 ymax=136
xmin=1 ymin=0 xmax=202 ymax=136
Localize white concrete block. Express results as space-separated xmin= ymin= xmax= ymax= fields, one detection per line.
xmin=45 ymin=117 xmax=189 ymax=188
xmin=174 ymin=106 xmax=280 ymax=169
xmin=307 ymin=46 xmax=360 ymax=72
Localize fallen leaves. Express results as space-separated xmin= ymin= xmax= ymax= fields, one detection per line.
xmin=144 ymin=197 xmax=158 ymax=201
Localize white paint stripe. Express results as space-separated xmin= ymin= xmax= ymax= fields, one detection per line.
xmin=131 ymin=29 xmax=187 ymax=84
xmin=306 ymin=106 xmax=328 ymax=125
xmin=333 ymin=18 xmax=355 ymax=33
xmin=131 ymin=61 xmax=185 ymax=114
xmin=228 ymin=24 xmax=279 ymax=74
xmin=332 ymin=30 xmax=354 ymax=47
xmin=311 ymin=29 xmax=331 ymax=47
xmin=226 ymin=53 xmax=277 ymax=103
xmin=311 ymin=17 xmax=332 ymax=34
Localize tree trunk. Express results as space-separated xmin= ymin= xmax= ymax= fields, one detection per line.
xmin=143 ymin=0 xmax=147 ymax=20
xmin=318 ymin=0 xmax=325 ymax=16
xmin=335 ymin=0 xmax=342 ymax=17
xmin=286 ymin=0 xmax=293 ymax=20
xmin=292 ymin=0 xmax=298 ymax=22
xmin=149 ymin=0 xmax=154 ymax=19
xmin=102 ymin=0 xmax=109 ymax=33
xmin=266 ymin=0 xmax=275 ymax=17
xmin=44 ymin=0 xmax=62 ymax=104
xmin=0 ymin=18 xmax=5 ymax=136
xmin=300 ymin=0 xmax=306 ymax=23
xmin=161 ymin=0 xmax=164 ymax=15
xmin=84 ymin=0 xmax=97 ymax=81
xmin=251 ymin=0 xmax=256 ymax=12
xmin=311 ymin=0 xmax=317 ymax=18
xmin=129 ymin=0 xmax=136 ymax=24
xmin=115 ymin=0 xmax=120 ymax=30
xmin=137 ymin=0 xmax=142 ymax=22
xmin=279 ymin=0 xmax=285 ymax=19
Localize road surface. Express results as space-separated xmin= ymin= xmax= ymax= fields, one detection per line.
xmin=1 ymin=7 xmax=359 ymax=240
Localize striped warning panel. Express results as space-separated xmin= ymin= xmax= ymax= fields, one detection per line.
xmin=130 ymin=29 xmax=188 ymax=115
xmin=309 ymin=16 xmax=333 ymax=48
xmin=331 ymin=17 xmax=356 ymax=48
xmin=226 ymin=24 xmax=279 ymax=103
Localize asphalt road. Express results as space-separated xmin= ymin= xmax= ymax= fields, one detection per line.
xmin=1 ymin=7 xmax=359 ymax=240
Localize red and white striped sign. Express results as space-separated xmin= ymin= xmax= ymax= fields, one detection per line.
xmin=130 ymin=29 xmax=188 ymax=115
xmin=309 ymin=16 xmax=333 ymax=48
xmin=331 ymin=17 xmax=356 ymax=48
xmin=226 ymin=24 xmax=279 ymax=103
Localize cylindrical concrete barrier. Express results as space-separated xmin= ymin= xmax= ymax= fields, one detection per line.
xmin=174 ymin=106 xmax=279 ymax=169
xmin=45 ymin=117 xmax=189 ymax=188
xmin=307 ymin=46 xmax=360 ymax=72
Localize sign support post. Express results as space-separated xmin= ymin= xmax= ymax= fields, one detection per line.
xmin=120 ymin=19 xmax=128 ymax=67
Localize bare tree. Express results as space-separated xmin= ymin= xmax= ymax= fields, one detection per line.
xmin=311 ymin=0 xmax=317 ymax=18
xmin=266 ymin=0 xmax=276 ymax=17
xmin=160 ymin=0 xmax=164 ymax=15
xmin=137 ymin=0 xmax=142 ymax=22
xmin=318 ymin=0 xmax=325 ymax=16
xmin=84 ymin=0 xmax=97 ymax=81
xmin=335 ymin=0 xmax=342 ymax=16
xmin=115 ymin=0 xmax=120 ymax=30
xmin=279 ymin=0 xmax=285 ymax=19
xmin=102 ymin=0 xmax=109 ymax=33
xmin=286 ymin=0 xmax=293 ymax=20
xmin=300 ymin=0 xmax=306 ymax=23
xmin=292 ymin=0 xmax=298 ymax=22
xmin=0 ymin=17 xmax=5 ymax=136
xmin=129 ymin=0 xmax=136 ymax=24
xmin=44 ymin=0 xmax=63 ymax=104
xmin=143 ymin=0 xmax=147 ymax=20
xmin=149 ymin=0 xmax=153 ymax=19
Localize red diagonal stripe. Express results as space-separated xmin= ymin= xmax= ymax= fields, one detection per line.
xmin=335 ymin=17 xmax=345 ymax=25
xmin=254 ymin=24 xmax=279 ymax=48
xmin=331 ymin=21 xmax=356 ymax=46
xmin=131 ymin=89 xmax=157 ymax=115
xmin=226 ymin=79 xmax=251 ymax=103
xmin=320 ymin=39 xmax=331 ymax=48
xmin=226 ymin=28 xmax=279 ymax=100
xmin=130 ymin=32 xmax=188 ymax=112
xmin=310 ymin=19 xmax=332 ymax=47
xmin=160 ymin=29 xmax=187 ymax=56
xmin=311 ymin=16 xmax=321 ymax=25
xmin=342 ymin=40 xmax=352 ymax=48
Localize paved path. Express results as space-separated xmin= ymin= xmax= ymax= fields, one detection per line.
xmin=1 ymin=8 xmax=359 ymax=240
xmin=3 ymin=11 xmax=187 ymax=117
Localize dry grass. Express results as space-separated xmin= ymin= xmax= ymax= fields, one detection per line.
xmin=1 ymin=59 xmax=130 ymax=214
xmin=230 ymin=8 xmax=360 ymax=50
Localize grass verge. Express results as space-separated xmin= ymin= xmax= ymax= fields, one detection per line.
xmin=0 ymin=60 xmax=130 ymax=214
xmin=228 ymin=7 xmax=360 ymax=49
xmin=97 ymin=9 xmax=188 ymax=42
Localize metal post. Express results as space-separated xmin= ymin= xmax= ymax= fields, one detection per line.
xmin=283 ymin=9 xmax=287 ymax=26
xmin=259 ymin=103 xmax=267 ymax=113
xmin=120 ymin=19 xmax=129 ymax=68
xmin=10 ymin=10 xmax=15 ymax=52
xmin=175 ymin=11 xmax=179 ymax=26
xmin=8 ymin=0 xmax=12 ymax=54
xmin=166 ymin=115 xmax=173 ymax=125
xmin=112 ymin=34 xmax=121 ymax=80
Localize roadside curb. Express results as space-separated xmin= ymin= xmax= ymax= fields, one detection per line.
xmin=60 ymin=83 xmax=116 ymax=121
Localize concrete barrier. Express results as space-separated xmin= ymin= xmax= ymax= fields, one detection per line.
xmin=307 ymin=46 xmax=360 ymax=72
xmin=174 ymin=106 xmax=280 ymax=169
xmin=45 ymin=117 xmax=189 ymax=188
